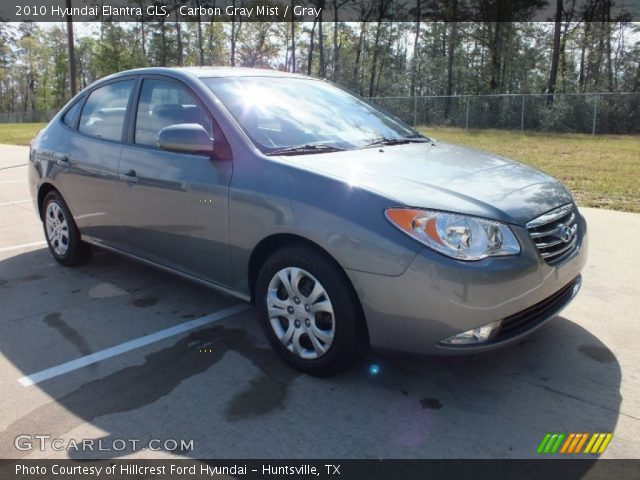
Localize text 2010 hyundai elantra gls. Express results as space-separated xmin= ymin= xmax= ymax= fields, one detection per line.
xmin=29 ymin=67 xmax=587 ymax=374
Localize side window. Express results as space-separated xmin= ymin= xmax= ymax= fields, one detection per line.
xmin=135 ymin=79 xmax=213 ymax=147
xmin=79 ymin=80 xmax=134 ymax=141
xmin=62 ymin=98 xmax=83 ymax=128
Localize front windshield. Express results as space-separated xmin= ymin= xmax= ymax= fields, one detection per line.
xmin=203 ymin=76 xmax=424 ymax=154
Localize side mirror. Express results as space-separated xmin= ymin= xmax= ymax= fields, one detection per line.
xmin=157 ymin=123 xmax=214 ymax=156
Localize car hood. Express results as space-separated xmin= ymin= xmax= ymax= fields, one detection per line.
xmin=279 ymin=142 xmax=573 ymax=225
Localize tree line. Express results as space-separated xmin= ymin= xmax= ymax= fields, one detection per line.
xmin=0 ymin=0 xmax=638 ymax=127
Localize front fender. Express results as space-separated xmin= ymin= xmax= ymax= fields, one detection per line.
xmin=228 ymin=156 xmax=421 ymax=295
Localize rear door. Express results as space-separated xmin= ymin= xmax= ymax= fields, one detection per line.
xmin=55 ymin=78 xmax=136 ymax=248
xmin=117 ymin=76 xmax=234 ymax=287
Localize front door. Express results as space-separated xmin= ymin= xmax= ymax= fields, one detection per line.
xmin=118 ymin=77 xmax=233 ymax=287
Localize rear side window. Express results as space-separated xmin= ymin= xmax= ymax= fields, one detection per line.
xmin=62 ymin=99 xmax=83 ymax=128
xmin=79 ymin=80 xmax=134 ymax=141
xmin=134 ymin=78 xmax=213 ymax=147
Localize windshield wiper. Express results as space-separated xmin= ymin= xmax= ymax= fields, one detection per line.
xmin=359 ymin=136 xmax=431 ymax=149
xmin=267 ymin=144 xmax=346 ymax=156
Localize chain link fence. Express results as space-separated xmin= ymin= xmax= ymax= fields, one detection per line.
xmin=368 ymin=92 xmax=640 ymax=135
xmin=2 ymin=93 xmax=639 ymax=135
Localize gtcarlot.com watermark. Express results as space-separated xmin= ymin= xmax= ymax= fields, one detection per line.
xmin=15 ymin=434 xmax=194 ymax=452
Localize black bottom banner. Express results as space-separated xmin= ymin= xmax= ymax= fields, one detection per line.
xmin=2 ymin=459 xmax=640 ymax=480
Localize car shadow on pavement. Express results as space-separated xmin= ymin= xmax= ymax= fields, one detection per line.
xmin=0 ymin=248 xmax=622 ymax=461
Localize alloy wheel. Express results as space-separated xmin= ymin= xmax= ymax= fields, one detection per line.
xmin=45 ymin=201 xmax=69 ymax=256
xmin=266 ymin=267 xmax=335 ymax=360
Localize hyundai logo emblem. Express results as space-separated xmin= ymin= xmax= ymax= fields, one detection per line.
xmin=559 ymin=224 xmax=576 ymax=243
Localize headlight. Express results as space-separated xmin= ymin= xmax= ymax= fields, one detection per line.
xmin=385 ymin=208 xmax=520 ymax=261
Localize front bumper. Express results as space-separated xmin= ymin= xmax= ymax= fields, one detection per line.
xmin=346 ymin=213 xmax=588 ymax=355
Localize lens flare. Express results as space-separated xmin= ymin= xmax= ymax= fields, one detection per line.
xmin=369 ymin=364 xmax=380 ymax=375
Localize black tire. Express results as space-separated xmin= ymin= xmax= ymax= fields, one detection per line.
xmin=255 ymin=246 xmax=361 ymax=375
xmin=41 ymin=190 xmax=92 ymax=266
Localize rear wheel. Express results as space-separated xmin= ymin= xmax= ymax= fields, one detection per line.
xmin=255 ymin=246 xmax=361 ymax=375
xmin=42 ymin=190 xmax=91 ymax=266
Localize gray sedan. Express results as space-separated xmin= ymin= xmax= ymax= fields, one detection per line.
xmin=28 ymin=67 xmax=587 ymax=375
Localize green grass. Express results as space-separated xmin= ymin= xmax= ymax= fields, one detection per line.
xmin=419 ymin=127 xmax=640 ymax=213
xmin=0 ymin=123 xmax=637 ymax=212
xmin=0 ymin=123 xmax=46 ymax=146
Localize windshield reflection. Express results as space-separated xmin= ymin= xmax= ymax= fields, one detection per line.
xmin=204 ymin=76 xmax=423 ymax=155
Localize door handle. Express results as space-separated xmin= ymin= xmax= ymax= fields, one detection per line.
xmin=119 ymin=170 xmax=139 ymax=184
xmin=56 ymin=156 xmax=70 ymax=167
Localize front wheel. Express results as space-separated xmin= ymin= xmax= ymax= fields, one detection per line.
xmin=255 ymin=246 xmax=361 ymax=375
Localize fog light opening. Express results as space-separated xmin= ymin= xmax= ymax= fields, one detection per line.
xmin=439 ymin=320 xmax=502 ymax=346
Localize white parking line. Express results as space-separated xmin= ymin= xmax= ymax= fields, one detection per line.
xmin=0 ymin=179 xmax=27 ymax=184
xmin=0 ymin=241 xmax=46 ymax=253
xmin=0 ymin=199 xmax=31 ymax=207
xmin=17 ymin=303 xmax=252 ymax=386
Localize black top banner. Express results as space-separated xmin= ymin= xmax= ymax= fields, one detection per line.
xmin=2 ymin=0 xmax=640 ymax=22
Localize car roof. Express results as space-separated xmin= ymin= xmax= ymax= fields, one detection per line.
xmin=108 ymin=66 xmax=307 ymax=80
xmin=77 ymin=66 xmax=320 ymax=100
xmin=180 ymin=66 xmax=303 ymax=78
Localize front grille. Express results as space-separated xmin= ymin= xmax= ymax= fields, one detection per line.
xmin=495 ymin=276 xmax=580 ymax=340
xmin=526 ymin=204 xmax=579 ymax=266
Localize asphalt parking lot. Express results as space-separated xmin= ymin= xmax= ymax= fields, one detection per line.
xmin=0 ymin=144 xmax=638 ymax=460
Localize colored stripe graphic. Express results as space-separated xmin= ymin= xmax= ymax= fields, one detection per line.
xmin=560 ymin=433 xmax=575 ymax=453
xmin=537 ymin=433 xmax=565 ymax=453
xmin=585 ymin=433 xmax=613 ymax=454
xmin=591 ymin=434 xmax=606 ymax=453
xmin=597 ymin=434 xmax=613 ymax=454
xmin=545 ymin=434 xmax=559 ymax=453
xmin=584 ymin=434 xmax=599 ymax=453
xmin=574 ymin=433 xmax=589 ymax=453
xmin=568 ymin=434 xmax=582 ymax=453
xmin=550 ymin=434 xmax=565 ymax=453
xmin=538 ymin=433 xmax=612 ymax=454
xmin=537 ymin=434 xmax=552 ymax=454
